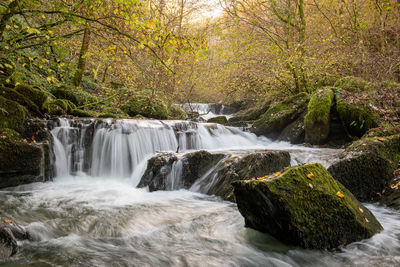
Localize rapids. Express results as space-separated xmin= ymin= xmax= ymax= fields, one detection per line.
xmin=1 ymin=118 xmax=399 ymax=266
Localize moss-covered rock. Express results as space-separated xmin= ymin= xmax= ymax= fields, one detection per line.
xmin=334 ymin=76 xmax=372 ymax=92
xmin=278 ymin=113 xmax=306 ymax=144
xmin=336 ymin=97 xmax=379 ymax=138
xmin=229 ymin=101 xmax=270 ymax=123
xmin=0 ymin=86 xmax=41 ymax=116
xmin=207 ymin=116 xmax=228 ymax=124
xmin=0 ymin=128 xmax=50 ymax=188
xmin=252 ymin=93 xmax=310 ymax=139
xmin=0 ymin=96 xmax=27 ymax=133
xmin=70 ymin=108 xmax=93 ymax=117
xmin=138 ymin=150 xmax=291 ymax=202
xmin=0 ymin=57 xmax=15 ymax=83
xmin=52 ymin=99 xmax=76 ymax=113
xmin=304 ymin=88 xmax=334 ymax=144
xmin=14 ymin=85 xmax=49 ymax=112
xmin=233 ymin=163 xmax=383 ymax=249
xmin=122 ymin=95 xmax=169 ymax=120
xmin=328 ymin=135 xmax=400 ymax=201
xmin=168 ymin=104 xmax=186 ymax=120
xmin=50 ymin=86 xmax=81 ymax=105
xmin=97 ymin=107 xmax=128 ymax=118
xmin=364 ymin=122 xmax=400 ymax=138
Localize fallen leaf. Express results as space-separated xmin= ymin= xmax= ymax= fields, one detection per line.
xmin=308 ymin=183 xmax=313 ymax=189
xmin=377 ymin=137 xmax=385 ymax=142
xmin=275 ymin=172 xmax=281 ymax=176
xmin=307 ymin=172 xmax=314 ymax=179
xmin=4 ymin=219 xmax=12 ymax=223
xmin=365 ymin=217 xmax=369 ymax=223
xmin=359 ymin=207 xmax=364 ymax=213
xmin=336 ymin=191 xmax=345 ymax=198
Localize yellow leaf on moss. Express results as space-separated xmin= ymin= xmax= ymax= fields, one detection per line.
xmin=336 ymin=191 xmax=345 ymax=198
xmin=275 ymin=172 xmax=281 ymax=176
xmin=359 ymin=207 xmax=364 ymax=213
xmin=307 ymin=172 xmax=314 ymax=179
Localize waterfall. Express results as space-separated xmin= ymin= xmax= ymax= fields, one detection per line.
xmin=181 ymin=103 xmax=236 ymax=120
xmin=49 ymin=118 xmax=277 ymax=185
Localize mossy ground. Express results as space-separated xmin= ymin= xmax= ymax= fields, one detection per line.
xmin=304 ymin=88 xmax=334 ymax=144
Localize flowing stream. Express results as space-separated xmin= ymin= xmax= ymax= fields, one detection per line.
xmin=1 ymin=118 xmax=400 ymax=266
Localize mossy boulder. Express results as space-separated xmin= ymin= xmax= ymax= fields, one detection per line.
xmin=252 ymin=93 xmax=310 ymax=139
xmin=138 ymin=150 xmax=291 ymax=202
xmin=0 ymin=57 xmax=15 ymax=82
xmin=168 ymin=104 xmax=186 ymax=120
xmin=0 ymin=128 xmax=50 ymax=188
xmin=0 ymin=97 xmax=27 ymax=133
xmin=304 ymin=88 xmax=334 ymax=145
xmin=50 ymin=86 xmax=81 ymax=105
xmin=336 ymin=98 xmax=379 ymax=138
xmin=278 ymin=113 xmax=306 ymax=144
xmin=328 ymin=135 xmax=400 ymax=201
xmin=229 ymin=102 xmax=270 ymax=123
xmin=70 ymin=108 xmax=93 ymax=117
xmin=207 ymin=116 xmax=228 ymax=124
xmin=14 ymin=85 xmax=49 ymax=112
xmin=233 ymin=163 xmax=383 ymax=249
xmin=364 ymin=122 xmax=400 ymax=138
xmin=0 ymin=86 xmax=41 ymax=116
xmin=122 ymin=95 xmax=169 ymax=120
xmin=334 ymin=76 xmax=372 ymax=92
xmin=97 ymin=107 xmax=128 ymax=118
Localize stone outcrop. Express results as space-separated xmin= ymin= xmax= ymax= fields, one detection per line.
xmin=233 ymin=163 xmax=383 ymax=249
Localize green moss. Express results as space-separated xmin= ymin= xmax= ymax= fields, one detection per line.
xmin=14 ymin=85 xmax=49 ymax=112
xmin=168 ymin=104 xmax=186 ymax=120
xmin=334 ymin=76 xmax=372 ymax=92
xmin=364 ymin=122 xmax=400 ymax=138
xmin=0 ymin=96 xmax=27 ymax=133
xmin=207 ymin=116 xmax=228 ymax=124
xmin=56 ymin=99 xmax=77 ymax=112
xmin=97 ymin=107 xmax=128 ymax=118
xmin=122 ymin=95 xmax=169 ymax=120
xmin=233 ymin=163 xmax=383 ymax=249
xmin=0 ymin=128 xmax=21 ymax=152
xmin=252 ymin=93 xmax=309 ymax=138
xmin=70 ymin=108 xmax=93 ymax=117
xmin=336 ymin=100 xmax=379 ymax=137
xmin=50 ymin=86 xmax=81 ymax=105
xmin=47 ymin=102 xmax=66 ymax=116
xmin=304 ymin=87 xmax=334 ymax=144
xmin=0 ymin=86 xmax=41 ymax=115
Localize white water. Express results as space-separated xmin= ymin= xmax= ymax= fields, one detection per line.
xmin=1 ymin=118 xmax=399 ymax=266
xmin=182 ymin=103 xmax=235 ymax=120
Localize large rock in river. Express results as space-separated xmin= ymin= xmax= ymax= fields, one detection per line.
xmin=328 ymin=135 xmax=400 ymax=201
xmin=138 ymin=150 xmax=291 ymax=201
xmin=0 ymin=216 xmax=31 ymax=261
xmin=233 ymin=163 xmax=383 ymax=249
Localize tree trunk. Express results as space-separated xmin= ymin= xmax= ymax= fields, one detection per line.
xmin=73 ymin=27 xmax=91 ymax=87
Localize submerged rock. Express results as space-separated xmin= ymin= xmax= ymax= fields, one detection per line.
xmin=328 ymin=135 xmax=400 ymax=201
xmin=233 ymin=163 xmax=383 ymax=249
xmin=0 ymin=217 xmax=31 ymax=261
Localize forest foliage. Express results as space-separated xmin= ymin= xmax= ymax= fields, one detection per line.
xmin=0 ymin=0 xmax=399 ymax=116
